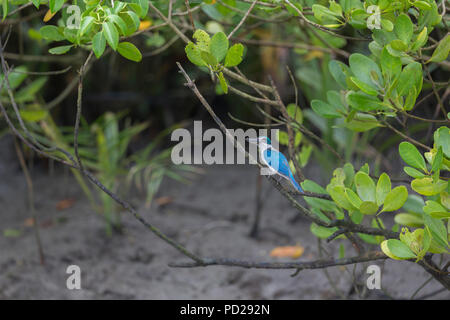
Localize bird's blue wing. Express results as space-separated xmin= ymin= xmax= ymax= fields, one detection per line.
xmin=263 ymin=148 xmax=303 ymax=192
xmin=263 ymin=148 xmax=290 ymax=177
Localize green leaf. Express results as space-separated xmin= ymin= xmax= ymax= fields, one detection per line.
xmin=217 ymin=71 xmax=228 ymax=94
xmin=193 ymin=29 xmax=211 ymax=52
xmin=431 ymin=146 xmax=443 ymax=174
xmin=351 ymin=210 xmax=364 ymax=224
xmin=434 ymin=127 xmax=450 ymax=158
xmin=381 ymin=19 xmax=393 ymax=32
xmin=381 ymin=186 xmax=408 ymax=213
xmin=394 ymin=14 xmax=413 ymax=44
xmin=369 ymin=40 xmax=383 ymax=57
xmin=310 ymin=99 xmax=341 ymax=118
xmin=299 ymin=144 xmax=312 ymax=167
xmin=354 ymin=172 xmax=376 ymax=202
xmin=360 ymin=201 xmax=378 ymax=215
xmin=343 ymin=113 xmax=381 ymax=132
xmin=394 ymin=213 xmax=424 ymax=227
xmin=20 ymin=109 xmax=48 ymax=122
xmin=3 ymin=228 xmax=21 ymax=237
xmin=49 ymin=0 xmax=64 ymax=13
xmin=327 ymin=185 xmax=356 ymax=210
xmin=376 ymin=173 xmax=391 ymax=206
xmin=400 ymin=228 xmax=425 ymax=256
xmin=310 ymin=223 xmax=338 ymax=239
xmin=414 ymin=1 xmax=432 ymax=10
xmin=440 ymin=192 xmax=450 ymax=211
xmin=359 ymin=233 xmax=380 ymax=245
xmin=389 ymin=39 xmax=408 ymax=52
xmin=123 ymin=10 xmax=140 ymax=34
xmin=428 ymin=238 xmax=448 ymax=254
xmin=329 ymin=167 xmax=346 ymax=187
xmin=224 ymin=43 xmax=244 ymax=67
xmin=404 ymin=166 xmax=426 ymax=178
xmin=201 ymin=51 xmax=218 ymax=67
xmin=417 ymin=228 xmax=431 ymax=261
xmin=40 ymin=26 xmax=65 ymax=41
xmin=381 ymin=239 xmax=417 ymax=260
xmin=411 ymin=177 xmax=448 ymax=196
xmin=349 ymin=53 xmax=382 ymax=88
xmin=349 ymin=77 xmax=378 ymax=96
xmin=339 ymin=243 xmax=345 ymax=258
xmin=0 ymin=66 xmax=27 ymax=90
xmin=117 ymin=42 xmax=142 ymax=62
xmin=428 ymin=34 xmax=450 ymax=63
xmin=285 ymin=1 xmax=303 ymax=16
xmin=137 ymin=0 xmax=149 ymax=18
xmin=403 ymin=195 xmax=425 ymax=214
xmin=185 ymin=42 xmax=207 ymax=67
xmin=329 ymin=1 xmax=343 ymax=16
xmin=360 ymin=163 xmax=370 ymax=174
xmin=48 ymin=45 xmax=73 ymax=55
xmin=31 ymin=0 xmax=40 ymax=8
xmin=396 ymin=62 xmax=422 ymax=97
xmin=286 ymin=104 xmax=303 ymax=124
xmin=343 ymin=163 xmax=355 ymax=188
xmin=411 ymin=27 xmax=428 ymax=52
xmin=302 ymin=180 xmax=328 ymax=194
xmin=79 ymin=16 xmax=95 ymax=37
xmin=398 ymin=142 xmax=427 ymax=171
xmin=277 ymin=131 xmax=289 ymax=145
xmin=15 ymin=77 xmax=48 ymax=103
xmin=210 ymin=32 xmax=229 ymax=62
xmin=423 ymin=213 xmax=448 ymax=248
xmin=346 ymin=91 xmax=385 ymax=111
xmin=108 ymin=14 xmax=128 ymax=35
xmin=63 ymin=28 xmax=77 ymax=44
xmin=329 ymin=60 xmax=349 ymax=88
xmin=423 ymin=201 xmax=450 ymax=219
xmin=103 ymin=21 xmax=119 ymax=50
xmin=312 ymin=4 xmax=342 ymax=22
xmin=345 ymin=188 xmax=362 ymax=208
xmin=92 ymin=32 xmax=106 ymax=58
xmin=380 ymin=47 xmax=401 ymax=79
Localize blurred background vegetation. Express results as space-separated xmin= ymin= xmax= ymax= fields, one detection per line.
xmin=0 ymin=0 xmax=449 ymax=232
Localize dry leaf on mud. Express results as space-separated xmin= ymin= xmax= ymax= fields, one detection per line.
xmin=155 ymin=196 xmax=173 ymax=206
xmin=56 ymin=198 xmax=76 ymax=211
xmin=24 ymin=218 xmax=35 ymax=227
xmin=270 ymin=245 xmax=305 ymax=259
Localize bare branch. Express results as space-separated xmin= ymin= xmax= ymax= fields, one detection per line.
xmin=228 ymin=0 xmax=258 ymax=39
xmin=169 ymin=251 xmax=387 ymax=269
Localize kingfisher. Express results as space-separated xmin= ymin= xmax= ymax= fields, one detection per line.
xmin=247 ymin=136 xmax=303 ymax=192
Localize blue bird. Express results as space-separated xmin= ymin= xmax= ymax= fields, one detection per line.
xmin=247 ymin=136 xmax=303 ymax=192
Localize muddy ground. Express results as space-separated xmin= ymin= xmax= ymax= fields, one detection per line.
xmin=0 ymin=136 xmax=448 ymax=299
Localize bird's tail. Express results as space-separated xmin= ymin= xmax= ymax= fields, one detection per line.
xmin=288 ymin=172 xmax=303 ymax=193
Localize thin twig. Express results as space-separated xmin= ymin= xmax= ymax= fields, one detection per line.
xmin=14 ymin=138 xmax=45 ymax=265
xmin=169 ymin=251 xmax=387 ymax=269
xmin=184 ymin=0 xmax=195 ymax=30
xmin=228 ymin=0 xmax=258 ymax=39
xmin=383 ymin=121 xmax=431 ymax=151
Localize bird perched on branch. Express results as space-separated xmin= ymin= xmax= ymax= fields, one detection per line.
xmin=247 ymin=136 xmax=303 ymax=192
